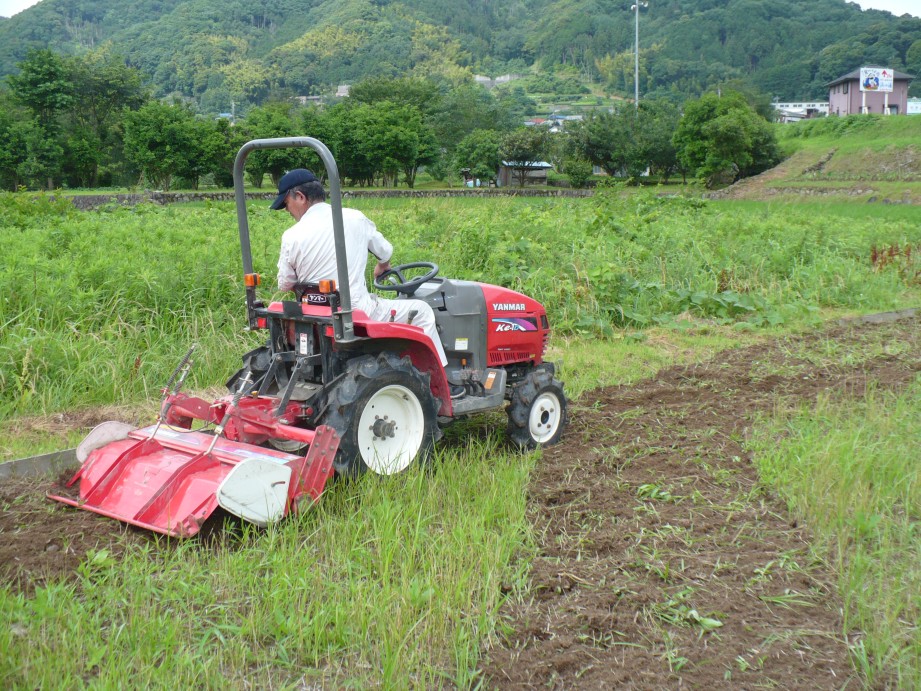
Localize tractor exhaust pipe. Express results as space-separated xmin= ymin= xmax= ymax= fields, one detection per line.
xmin=232 ymin=137 xmax=356 ymax=342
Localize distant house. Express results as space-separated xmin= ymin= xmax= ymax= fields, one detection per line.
xmin=498 ymin=160 xmax=553 ymax=187
xmin=827 ymin=68 xmax=915 ymax=116
xmin=336 ymin=84 xmax=351 ymax=98
xmin=773 ymin=101 xmax=829 ymax=122
xmin=547 ymin=114 xmax=584 ymax=132
xmin=295 ymin=95 xmax=323 ymax=106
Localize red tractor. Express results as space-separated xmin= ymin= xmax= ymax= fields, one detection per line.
xmin=48 ymin=138 xmax=568 ymax=536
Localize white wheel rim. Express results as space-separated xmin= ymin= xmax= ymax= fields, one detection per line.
xmin=528 ymin=391 xmax=562 ymax=444
xmin=356 ymin=384 xmax=425 ymax=474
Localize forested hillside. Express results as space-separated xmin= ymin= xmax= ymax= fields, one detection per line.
xmin=0 ymin=0 xmax=918 ymax=113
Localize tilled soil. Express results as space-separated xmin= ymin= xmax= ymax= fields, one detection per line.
xmin=1 ymin=314 xmax=919 ymax=688
xmin=482 ymin=313 xmax=921 ymax=689
xmin=0 ymin=475 xmax=144 ymax=597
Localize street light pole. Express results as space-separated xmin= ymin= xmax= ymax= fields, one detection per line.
xmin=631 ymin=1 xmax=648 ymax=110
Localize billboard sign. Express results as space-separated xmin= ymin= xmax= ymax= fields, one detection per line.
xmin=860 ymin=67 xmax=894 ymax=93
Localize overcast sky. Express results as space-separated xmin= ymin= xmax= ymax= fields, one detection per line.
xmin=1 ymin=0 xmax=919 ymax=19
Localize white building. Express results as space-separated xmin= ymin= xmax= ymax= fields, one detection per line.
xmin=772 ymin=101 xmax=829 ymax=122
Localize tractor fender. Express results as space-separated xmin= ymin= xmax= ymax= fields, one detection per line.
xmin=355 ymin=321 xmax=452 ymax=416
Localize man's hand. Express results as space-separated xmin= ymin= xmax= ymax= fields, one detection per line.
xmin=374 ymin=260 xmax=391 ymax=278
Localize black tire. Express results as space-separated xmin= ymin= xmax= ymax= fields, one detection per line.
xmin=323 ymin=353 xmax=440 ymax=476
xmin=506 ymin=367 xmax=568 ymax=450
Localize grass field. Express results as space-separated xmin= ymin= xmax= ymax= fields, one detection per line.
xmin=0 ymin=190 xmax=919 ymax=686
xmin=751 ymin=382 xmax=921 ymax=688
xmin=732 ymin=115 xmax=921 ymax=203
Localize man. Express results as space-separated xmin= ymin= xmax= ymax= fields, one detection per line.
xmin=272 ymin=169 xmax=449 ymax=369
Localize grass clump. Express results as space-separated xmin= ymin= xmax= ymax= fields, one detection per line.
xmin=749 ymin=383 xmax=921 ymax=688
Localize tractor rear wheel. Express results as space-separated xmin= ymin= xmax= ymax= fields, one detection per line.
xmin=323 ymin=353 xmax=440 ymax=476
xmin=506 ymin=366 xmax=567 ymax=450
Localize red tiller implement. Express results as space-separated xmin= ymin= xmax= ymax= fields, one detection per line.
xmin=47 ymin=346 xmax=339 ymax=537
xmin=48 ymin=424 xmax=338 ymax=538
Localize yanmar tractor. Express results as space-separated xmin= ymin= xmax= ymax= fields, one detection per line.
xmin=46 ymin=138 xmax=568 ymax=537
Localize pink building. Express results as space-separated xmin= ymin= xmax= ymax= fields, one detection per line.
xmin=827 ymin=68 xmax=915 ymax=116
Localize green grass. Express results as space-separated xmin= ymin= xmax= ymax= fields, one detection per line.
xmin=768 ymin=115 xmax=921 ymax=199
xmin=749 ymin=383 xmax=921 ymax=688
xmin=727 ymin=197 xmax=921 ymax=222
xmin=0 ymin=442 xmax=532 ymax=687
xmin=3 ymin=190 xmax=920 ymax=419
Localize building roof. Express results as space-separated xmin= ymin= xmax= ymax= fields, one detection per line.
xmin=826 ymin=67 xmax=915 ymax=87
xmin=501 ymin=161 xmax=553 ymax=169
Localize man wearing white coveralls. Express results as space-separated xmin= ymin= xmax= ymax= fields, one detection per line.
xmin=272 ymin=168 xmax=449 ymax=368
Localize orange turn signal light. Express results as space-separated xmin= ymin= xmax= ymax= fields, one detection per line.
xmin=244 ymin=273 xmax=261 ymax=287
xmin=319 ymin=279 xmax=336 ymax=294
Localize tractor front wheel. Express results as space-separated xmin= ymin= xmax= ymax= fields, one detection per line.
xmin=506 ymin=366 xmax=568 ymax=450
xmin=323 ymin=353 xmax=440 ymax=476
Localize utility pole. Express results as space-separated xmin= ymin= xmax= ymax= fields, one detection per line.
xmin=631 ymin=1 xmax=648 ymax=110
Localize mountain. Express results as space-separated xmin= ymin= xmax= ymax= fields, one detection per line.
xmin=0 ymin=0 xmax=918 ymax=111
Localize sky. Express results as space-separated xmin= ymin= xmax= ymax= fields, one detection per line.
xmin=1 ymin=0 xmax=919 ymax=18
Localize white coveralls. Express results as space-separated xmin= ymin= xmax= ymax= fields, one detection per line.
xmin=277 ymin=202 xmax=448 ymax=367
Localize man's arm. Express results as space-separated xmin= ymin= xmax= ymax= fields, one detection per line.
xmin=366 ymin=217 xmax=394 ymax=279
xmin=277 ymin=236 xmax=298 ymax=291
xmin=373 ymin=259 xmax=391 ymax=278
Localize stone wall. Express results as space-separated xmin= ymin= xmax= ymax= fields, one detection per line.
xmin=65 ymin=187 xmax=594 ymax=210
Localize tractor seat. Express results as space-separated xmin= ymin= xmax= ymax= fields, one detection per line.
xmin=292 ymin=282 xmax=337 ymax=307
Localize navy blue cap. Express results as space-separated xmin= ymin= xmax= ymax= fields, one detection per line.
xmin=271 ymin=169 xmax=319 ymax=210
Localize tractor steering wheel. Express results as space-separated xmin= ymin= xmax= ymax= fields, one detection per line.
xmin=373 ymin=262 xmax=439 ymax=296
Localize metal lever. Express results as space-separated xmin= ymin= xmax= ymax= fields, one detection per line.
xmin=148 ymin=344 xmax=197 ymax=441
xmin=207 ymin=371 xmax=253 ymax=454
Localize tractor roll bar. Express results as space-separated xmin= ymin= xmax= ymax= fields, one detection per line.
xmin=233 ymin=137 xmax=355 ymax=342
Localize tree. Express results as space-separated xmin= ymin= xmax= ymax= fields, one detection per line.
xmin=62 ymin=48 xmax=147 ymax=186
xmin=907 ymin=39 xmax=921 ymax=95
xmin=239 ymin=103 xmax=303 ymax=188
xmin=0 ymin=91 xmax=29 ymax=190
xmin=673 ymin=90 xmax=780 ymax=188
xmin=633 ymin=99 xmax=680 ymax=182
xmin=495 ymin=85 xmax=538 ymax=120
xmin=6 ymin=49 xmax=73 ymax=188
xmin=574 ymin=110 xmax=634 ymax=178
xmin=454 ymin=129 xmax=503 ymax=183
xmin=500 ymin=127 xmax=548 ymax=187
xmin=209 ymin=118 xmax=251 ymax=187
xmin=7 ymin=49 xmax=72 ymax=131
xmin=564 ymin=158 xmax=593 ymax=188
xmin=320 ymin=102 xmax=378 ymax=187
xmin=349 ymin=76 xmax=442 ymax=117
xmin=124 ymin=101 xmax=216 ymax=190
xmin=177 ymin=117 xmax=224 ymax=189
xmin=15 ymin=121 xmax=64 ymax=190
xmin=432 ymin=82 xmax=516 ymax=153
xmin=354 ymin=102 xmax=439 ymax=188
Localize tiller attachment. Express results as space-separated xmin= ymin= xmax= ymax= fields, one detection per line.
xmin=48 ymin=346 xmax=340 ymax=537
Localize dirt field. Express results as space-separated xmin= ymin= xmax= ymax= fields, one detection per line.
xmin=2 ymin=313 xmax=919 ymax=687
xmin=482 ymin=312 xmax=920 ymax=689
